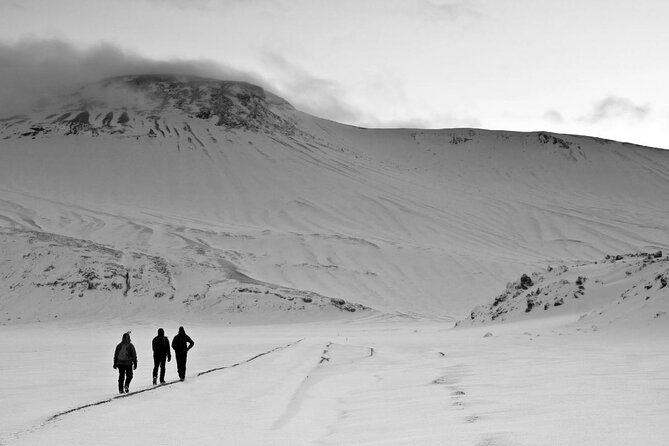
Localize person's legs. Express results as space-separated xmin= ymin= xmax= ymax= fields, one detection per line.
xmin=117 ymin=367 xmax=125 ymax=393
xmin=176 ymin=352 xmax=187 ymax=380
xmin=159 ymin=358 xmax=167 ymax=383
xmin=153 ymin=355 xmax=160 ymax=384
xmin=125 ymin=365 xmax=133 ymax=392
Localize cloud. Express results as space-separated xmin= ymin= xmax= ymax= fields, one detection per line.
xmin=360 ymin=113 xmax=481 ymax=130
xmin=583 ymin=96 xmax=650 ymax=123
xmin=0 ymin=38 xmax=364 ymax=125
xmin=260 ymin=51 xmax=483 ymax=129
xmin=261 ymin=52 xmax=363 ymax=124
xmin=543 ymin=109 xmax=564 ymax=123
xmin=0 ymin=38 xmax=478 ymax=130
xmin=0 ymin=38 xmax=397 ymax=127
xmin=0 ymin=39 xmax=260 ymax=116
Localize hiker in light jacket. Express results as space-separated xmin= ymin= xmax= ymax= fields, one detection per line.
xmin=152 ymin=328 xmax=171 ymax=385
xmin=113 ymin=332 xmax=138 ymax=394
xmin=171 ymin=326 xmax=194 ymax=381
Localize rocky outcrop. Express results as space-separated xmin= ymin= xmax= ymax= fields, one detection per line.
xmin=457 ymin=251 xmax=669 ymax=327
xmin=0 ymin=228 xmax=373 ymax=322
xmin=1 ymin=228 xmax=175 ymax=303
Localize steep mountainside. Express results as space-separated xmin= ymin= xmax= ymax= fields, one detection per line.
xmin=1 ymin=74 xmax=669 ymax=323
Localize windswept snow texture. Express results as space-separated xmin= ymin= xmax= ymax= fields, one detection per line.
xmin=2 ymin=74 xmax=669 ymax=322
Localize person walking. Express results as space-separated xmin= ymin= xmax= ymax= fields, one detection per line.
xmin=113 ymin=332 xmax=137 ymax=394
xmin=171 ymin=326 xmax=194 ymax=381
xmin=152 ymin=328 xmax=171 ymax=385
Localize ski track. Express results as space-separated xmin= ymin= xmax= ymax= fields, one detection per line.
xmin=8 ymin=339 xmax=303 ymax=444
xmin=270 ymin=341 xmax=375 ymax=431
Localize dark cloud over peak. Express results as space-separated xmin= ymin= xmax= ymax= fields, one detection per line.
xmin=0 ymin=38 xmax=375 ymax=126
xmin=0 ymin=39 xmax=261 ymax=116
xmin=0 ymin=38 xmax=478 ymax=130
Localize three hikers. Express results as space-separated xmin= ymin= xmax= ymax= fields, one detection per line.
xmin=112 ymin=326 xmax=194 ymax=393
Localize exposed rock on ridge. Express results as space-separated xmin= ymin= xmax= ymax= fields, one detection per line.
xmin=1 ymin=74 xmax=300 ymax=140
xmin=457 ymin=251 xmax=669 ymax=328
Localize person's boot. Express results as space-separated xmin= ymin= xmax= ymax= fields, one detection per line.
xmin=153 ymin=377 xmax=157 ymax=385
xmin=125 ymin=386 xmax=129 ymax=393
xmin=118 ymin=384 xmax=124 ymax=394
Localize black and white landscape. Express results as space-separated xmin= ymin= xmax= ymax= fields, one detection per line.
xmin=2 ymin=1 xmax=669 ymax=444
xmin=1 ymin=74 xmax=667 ymax=445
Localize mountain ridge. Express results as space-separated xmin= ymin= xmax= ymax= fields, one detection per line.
xmin=4 ymin=73 xmax=666 ymax=151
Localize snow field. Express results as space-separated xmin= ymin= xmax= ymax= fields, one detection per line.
xmin=3 ymin=318 xmax=668 ymax=445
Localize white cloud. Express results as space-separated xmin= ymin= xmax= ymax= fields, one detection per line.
xmin=582 ymin=96 xmax=650 ymax=123
xmin=262 ymin=52 xmax=363 ymax=124
xmin=543 ymin=109 xmax=564 ymax=124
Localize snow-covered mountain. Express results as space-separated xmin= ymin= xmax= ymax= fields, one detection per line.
xmin=2 ymin=74 xmax=669 ymax=324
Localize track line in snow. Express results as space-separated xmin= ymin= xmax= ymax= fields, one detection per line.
xmin=271 ymin=341 xmax=376 ymax=431
xmin=197 ymin=338 xmax=304 ymax=377
xmin=44 ymin=338 xmax=303 ymax=424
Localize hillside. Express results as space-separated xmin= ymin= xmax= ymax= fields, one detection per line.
xmin=2 ymin=74 xmax=669 ymax=323
xmin=456 ymin=251 xmax=669 ymax=330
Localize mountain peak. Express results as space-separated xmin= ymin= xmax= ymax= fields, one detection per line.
xmin=103 ymin=74 xmax=294 ymax=114
xmin=1 ymin=74 xmax=299 ymax=139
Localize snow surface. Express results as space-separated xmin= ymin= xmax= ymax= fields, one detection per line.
xmin=2 ymin=318 xmax=668 ymax=445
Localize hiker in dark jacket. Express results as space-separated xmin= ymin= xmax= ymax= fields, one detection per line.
xmin=152 ymin=328 xmax=171 ymax=385
xmin=171 ymin=326 xmax=194 ymax=381
xmin=113 ymin=332 xmax=137 ymax=394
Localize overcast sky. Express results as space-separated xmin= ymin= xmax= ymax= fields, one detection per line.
xmin=0 ymin=0 xmax=667 ymax=149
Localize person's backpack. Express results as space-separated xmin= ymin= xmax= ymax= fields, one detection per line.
xmin=118 ymin=343 xmax=132 ymax=361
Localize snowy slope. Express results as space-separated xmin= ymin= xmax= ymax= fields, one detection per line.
xmin=1 ymin=74 xmax=669 ymax=323
xmin=457 ymin=251 xmax=669 ymax=332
